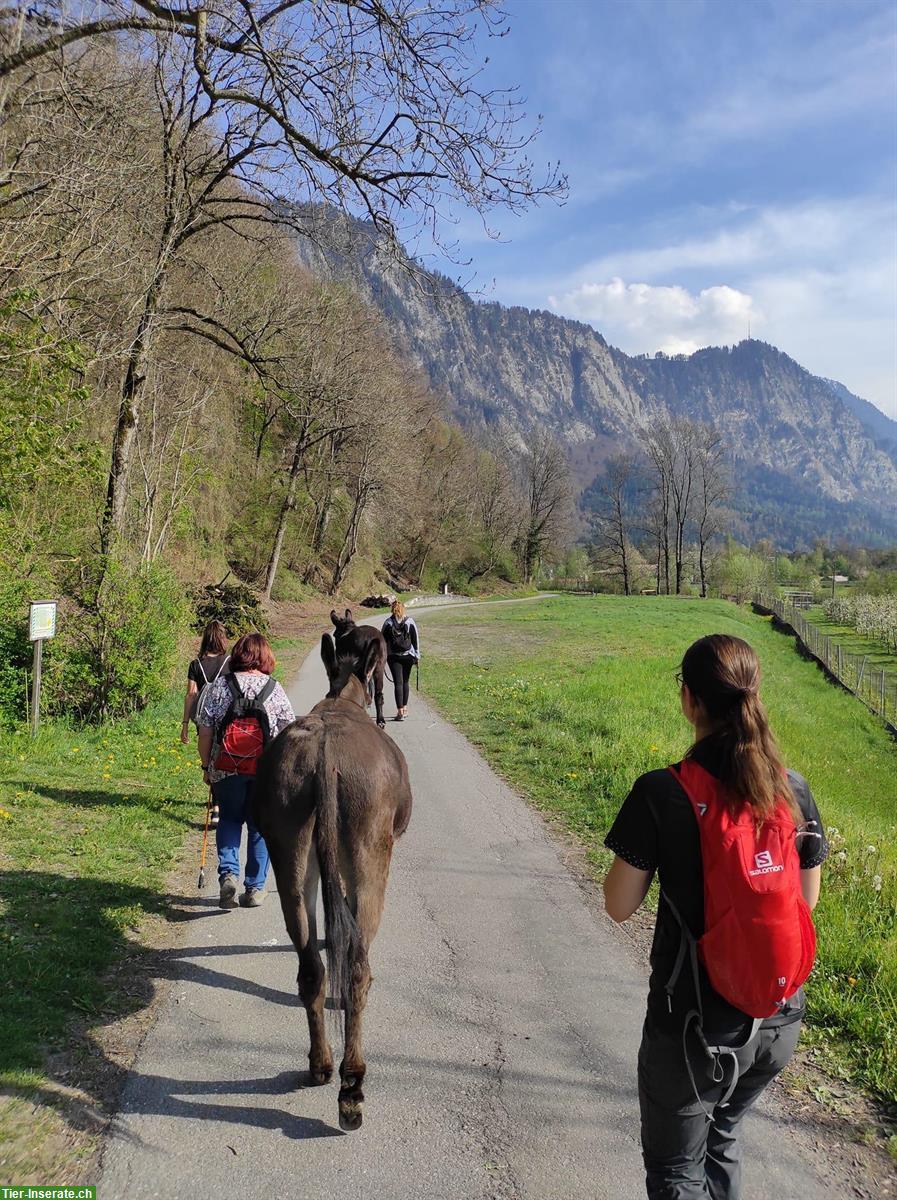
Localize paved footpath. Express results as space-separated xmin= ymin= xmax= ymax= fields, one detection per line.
xmin=102 ymin=603 xmax=842 ymax=1199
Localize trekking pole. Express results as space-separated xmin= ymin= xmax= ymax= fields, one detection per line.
xmin=198 ymin=788 xmax=212 ymax=889
xmin=416 ymin=660 xmax=420 ymax=691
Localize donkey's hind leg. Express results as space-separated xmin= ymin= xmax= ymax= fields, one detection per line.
xmin=273 ymin=842 xmax=333 ymax=1085
xmin=338 ymin=837 xmax=392 ymax=1130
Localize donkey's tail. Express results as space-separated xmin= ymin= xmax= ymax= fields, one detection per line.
xmin=315 ymin=738 xmax=359 ymax=1027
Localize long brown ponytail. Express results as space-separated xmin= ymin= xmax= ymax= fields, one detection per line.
xmin=681 ymin=634 xmax=793 ymax=820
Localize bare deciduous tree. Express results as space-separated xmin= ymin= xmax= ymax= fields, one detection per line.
xmin=642 ymin=422 xmax=673 ymax=594
xmin=694 ymin=426 xmax=729 ymax=597
xmin=465 ymin=445 xmax=521 ymax=581
xmin=3 ymin=3 xmax=566 ymax=549
xmin=518 ymin=432 xmax=571 ymax=584
xmin=590 ymin=453 xmax=639 ymax=595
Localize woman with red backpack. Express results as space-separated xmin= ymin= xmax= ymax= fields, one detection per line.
xmin=196 ymin=633 xmax=295 ymax=909
xmin=603 ymin=634 xmax=827 ymax=1200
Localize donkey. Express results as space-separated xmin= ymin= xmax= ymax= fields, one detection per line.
xmin=253 ymin=634 xmax=412 ymax=1131
xmin=330 ymin=607 xmax=387 ymax=728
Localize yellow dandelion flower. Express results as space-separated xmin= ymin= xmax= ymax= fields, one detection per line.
xmin=0 ymin=807 xmax=11 ymax=819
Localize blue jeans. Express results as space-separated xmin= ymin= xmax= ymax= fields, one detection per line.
xmin=212 ymin=773 xmax=270 ymax=890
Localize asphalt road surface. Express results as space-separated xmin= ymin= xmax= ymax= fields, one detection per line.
xmin=101 ymin=603 xmax=840 ymax=1199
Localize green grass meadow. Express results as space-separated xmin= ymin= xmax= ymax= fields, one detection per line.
xmin=418 ymin=594 xmax=897 ymax=1104
xmin=0 ymin=690 xmax=205 ymax=1174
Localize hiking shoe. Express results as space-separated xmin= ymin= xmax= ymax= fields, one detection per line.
xmin=239 ymin=887 xmax=266 ymax=908
xmin=394 ymin=713 xmax=404 ymax=722
xmin=219 ymin=874 xmax=239 ymax=909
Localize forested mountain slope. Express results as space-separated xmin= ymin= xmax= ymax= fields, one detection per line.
xmin=294 ymin=210 xmax=897 ymax=547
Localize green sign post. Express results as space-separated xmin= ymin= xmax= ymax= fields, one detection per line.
xmin=29 ymin=600 xmax=57 ymax=736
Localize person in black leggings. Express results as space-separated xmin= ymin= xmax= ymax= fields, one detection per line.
xmin=382 ymin=600 xmax=420 ymax=721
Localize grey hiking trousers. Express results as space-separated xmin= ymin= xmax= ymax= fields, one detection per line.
xmin=637 ymin=1012 xmax=801 ymax=1200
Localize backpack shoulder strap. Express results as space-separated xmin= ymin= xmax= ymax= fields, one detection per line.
xmin=212 ymin=654 xmax=230 ymax=682
xmin=197 ymin=658 xmax=209 ymax=685
xmin=255 ymin=676 xmax=277 ymax=705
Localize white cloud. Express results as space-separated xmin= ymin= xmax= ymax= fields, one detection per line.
xmin=548 ymin=278 xmax=759 ymax=357
xmin=559 ymin=197 xmax=895 ymax=287
xmin=530 ymin=196 xmax=897 ymax=417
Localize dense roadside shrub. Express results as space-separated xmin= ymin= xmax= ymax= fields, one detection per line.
xmin=0 ymin=575 xmax=60 ymax=728
xmin=59 ymin=556 xmax=192 ymax=720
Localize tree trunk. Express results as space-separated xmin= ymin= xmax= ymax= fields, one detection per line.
xmin=263 ymin=435 xmax=305 ymax=600
xmin=141 ymin=486 xmax=157 ymax=564
xmin=101 ymin=231 xmax=173 ymax=551
xmin=330 ymin=491 xmax=366 ymax=595
xmin=102 ymin=298 xmax=158 ymax=550
xmin=662 ymin=527 xmax=670 ymax=594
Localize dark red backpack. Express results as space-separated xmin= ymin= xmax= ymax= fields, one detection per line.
xmin=668 ymin=759 xmax=816 ymax=1020
xmin=214 ymin=675 xmax=276 ymax=776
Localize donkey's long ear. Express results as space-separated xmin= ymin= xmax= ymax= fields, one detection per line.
xmin=362 ymin=638 xmax=379 ymax=681
xmin=344 ymin=608 xmax=353 ymax=621
xmin=329 ymin=609 xmax=339 ymax=627
xmin=321 ymin=633 xmax=337 ymax=677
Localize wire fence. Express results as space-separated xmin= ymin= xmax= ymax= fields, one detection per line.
xmin=754 ymin=593 xmax=897 ymax=728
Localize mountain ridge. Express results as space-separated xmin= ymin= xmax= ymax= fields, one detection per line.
xmin=292 ymin=208 xmax=897 ymax=547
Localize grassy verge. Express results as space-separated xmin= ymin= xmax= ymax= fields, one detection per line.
xmin=417 ymin=595 xmax=897 ymax=1106
xmin=0 ymin=690 xmax=204 ymax=1177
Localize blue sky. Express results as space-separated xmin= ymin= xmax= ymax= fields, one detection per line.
xmin=428 ymin=0 xmax=897 ymax=417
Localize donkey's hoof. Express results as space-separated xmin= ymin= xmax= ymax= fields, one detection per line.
xmin=338 ymin=1101 xmax=363 ymax=1131
xmin=308 ymin=1065 xmax=333 ymax=1086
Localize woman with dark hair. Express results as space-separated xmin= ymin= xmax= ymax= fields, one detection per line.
xmin=196 ymin=632 xmax=294 ymax=909
xmin=180 ymin=619 xmax=230 ymax=745
xmin=603 ymin=634 xmax=827 ymax=1200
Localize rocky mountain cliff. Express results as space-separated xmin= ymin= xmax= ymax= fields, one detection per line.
xmin=293 ymin=209 xmax=897 ymax=547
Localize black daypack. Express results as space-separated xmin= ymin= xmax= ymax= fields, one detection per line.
xmin=390 ymin=619 xmax=413 ymax=655
xmin=214 ymin=674 xmax=276 ymax=775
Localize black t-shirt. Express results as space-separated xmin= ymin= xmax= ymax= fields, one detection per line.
xmin=605 ymin=738 xmax=828 ymax=1044
xmin=188 ymin=653 xmax=230 ymax=687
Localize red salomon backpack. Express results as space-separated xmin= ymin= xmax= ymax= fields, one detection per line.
xmin=668 ymin=759 xmax=816 ymax=1020
xmin=214 ymin=675 xmax=276 ymax=776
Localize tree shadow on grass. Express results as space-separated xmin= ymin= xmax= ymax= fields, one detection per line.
xmin=0 ymin=870 xmax=167 ymax=1081
xmin=3 ymin=781 xmax=200 ymax=826
xmin=0 ymin=870 xmax=341 ymax=1150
